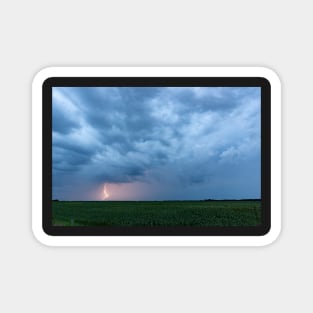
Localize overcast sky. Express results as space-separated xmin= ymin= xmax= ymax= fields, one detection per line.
xmin=52 ymin=86 xmax=261 ymax=201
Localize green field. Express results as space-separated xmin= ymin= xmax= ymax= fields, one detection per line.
xmin=52 ymin=200 xmax=261 ymax=227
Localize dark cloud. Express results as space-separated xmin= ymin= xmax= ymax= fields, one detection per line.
xmin=52 ymin=86 xmax=261 ymax=200
xmin=52 ymin=107 xmax=77 ymax=134
xmin=52 ymin=92 xmax=80 ymax=134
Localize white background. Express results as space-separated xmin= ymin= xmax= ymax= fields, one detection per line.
xmin=0 ymin=1 xmax=311 ymax=312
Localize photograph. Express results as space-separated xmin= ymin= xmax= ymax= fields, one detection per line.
xmin=52 ymin=86 xmax=261 ymax=227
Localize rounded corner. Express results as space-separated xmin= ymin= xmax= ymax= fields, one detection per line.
xmin=256 ymin=66 xmax=282 ymax=89
xmin=258 ymin=224 xmax=281 ymax=247
xmin=259 ymin=223 xmax=272 ymax=236
xmin=32 ymin=67 xmax=58 ymax=90
xmin=32 ymin=66 xmax=51 ymax=81
xmin=31 ymin=225 xmax=54 ymax=247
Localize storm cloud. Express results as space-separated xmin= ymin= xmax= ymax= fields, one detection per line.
xmin=52 ymin=86 xmax=261 ymax=200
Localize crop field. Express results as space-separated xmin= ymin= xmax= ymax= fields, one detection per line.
xmin=52 ymin=200 xmax=261 ymax=227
